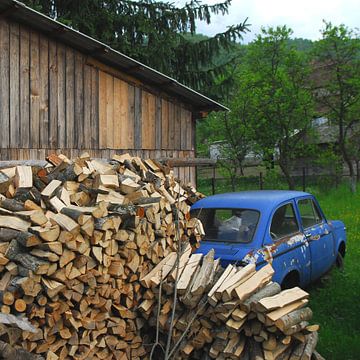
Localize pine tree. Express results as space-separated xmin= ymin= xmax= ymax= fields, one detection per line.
xmin=23 ymin=0 xmax=248 ymax=97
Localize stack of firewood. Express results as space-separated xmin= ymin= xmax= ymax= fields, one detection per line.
xmin=0 ymin=153 xmax=204 ymax=359
xmin=0 ymin=153 xmax=323 ymax=360
xmin=139 ymin=251 xmax=324 ymax=360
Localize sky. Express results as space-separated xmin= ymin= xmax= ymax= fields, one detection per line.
xmin=182 ymin=0 xmax=360 ymax=43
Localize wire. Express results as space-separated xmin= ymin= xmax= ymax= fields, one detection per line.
xmin=164 ymin=191 xmax=182 ymax=360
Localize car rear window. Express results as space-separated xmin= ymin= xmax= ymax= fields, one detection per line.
xmin=190 ymin=208 xmax=260 ymax=243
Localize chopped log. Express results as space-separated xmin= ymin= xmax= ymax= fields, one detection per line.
xmin=241 ymin=282 xmax=282 ymax=312
xmin=49 ymin=213 xmax=80 ymax=234
xmin=235 ymin=264 xmax=275 ymax=302
xmin=14 ymin=298 xmax=27 ymax=312
xmin=0 ymin=199 xmax=25 ymax=212
xmin=16 ymin=232 xmax=41 ymax=247
xmin=275 ymin=308 xmax=313 ymax=331
xmin=266 ymin=299 xmax=308 ymax=323
xmin=256 ymin=287 xmax=309 ymax=312
xmin=176 ymin=254 xmax=203 ymax=294
xmin=0 ymin=216 xmax=30 ymax=232
xmin=0 ymin=173 xmax=10 ymax=193
xmin=13 ymin=253 xmax=50 ymax=275
xmin=191 ymin=249 xmax=215 ymax=296
xmin=300 ymin=332 xmax=318 ymax=360
xmin=220 ymin=263 xmax=256 ymax=301
xmin=0 ymin=228 xmax=20 ymax=242
xmin=41 ymin=180 xmax=62 ymax=198
xmin=29 ymin=225 xmax=60 ymax=242
xmin=15 ymin=166 xmax=33 ymax=189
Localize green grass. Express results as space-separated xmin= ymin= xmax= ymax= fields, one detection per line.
xmin=307 ymin=186 xmax=360 ymax=359
xmin=197 ymin=180 xmax=360 ymax=359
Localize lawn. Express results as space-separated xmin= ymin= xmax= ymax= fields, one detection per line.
xmin=307 ymin=186 xmax=360 ymax=359
xmin=197 ymin=181 xmax=360 ymax=359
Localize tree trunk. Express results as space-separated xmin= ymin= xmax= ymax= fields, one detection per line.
xmin=279 ymin=162 xmax=295 ymax=190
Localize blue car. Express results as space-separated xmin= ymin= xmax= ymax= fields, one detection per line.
xmin=191 ymin=190 xmax=346 ymax=288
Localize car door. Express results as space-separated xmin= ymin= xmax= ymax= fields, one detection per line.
xmin=296 ymin=197 xmax=336 ymax=281
xmin=262 ymin=201 xmax=311 ymax=287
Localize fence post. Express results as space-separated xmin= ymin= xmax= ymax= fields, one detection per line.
xmin=259 ymin=172 xmax=263 ymax=190
xmin=211 ymin=165 xmax=216 ymax=195
xmin=302 ymin=167 xmax=306 ymax=192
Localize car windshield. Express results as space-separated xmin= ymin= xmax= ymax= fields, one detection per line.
xmin=191 ymin=208 xmax=260 ymax=243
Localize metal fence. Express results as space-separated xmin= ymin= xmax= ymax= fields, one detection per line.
xmin=197 ymin=166 xmax=349 ymax=195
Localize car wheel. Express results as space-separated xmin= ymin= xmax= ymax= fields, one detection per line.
xmin=336 ymin=251 xmax=344 ymax=270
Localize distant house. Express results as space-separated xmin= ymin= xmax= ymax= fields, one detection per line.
xmin=0 ymin=0 xmax=226 ymax=185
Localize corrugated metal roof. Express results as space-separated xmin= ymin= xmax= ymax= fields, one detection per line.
xmin=0 ymin=0 xmax=228 ymax=112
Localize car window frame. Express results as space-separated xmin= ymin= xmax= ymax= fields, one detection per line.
xmin=269 ymin=201 xmax=301 ymax=242
xmin=190 ymin=207 xmax=261 ymax=244
xmin=296 ymin=197 xmax=325 ymax=231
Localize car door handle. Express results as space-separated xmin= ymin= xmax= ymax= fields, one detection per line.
xmin=305 ymin=233 xmax=320 ymax=241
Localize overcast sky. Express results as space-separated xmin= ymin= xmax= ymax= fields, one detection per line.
xmin=183 ymin=0 xmax=360 ymax=43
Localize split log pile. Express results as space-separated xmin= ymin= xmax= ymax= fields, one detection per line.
xmin=0 ymin=153 xmax=204 ymax=359
xmin=0 ymin=153 xmax=323 ymax=360
xmin=140 ymin=254 xmax=323 ymax=360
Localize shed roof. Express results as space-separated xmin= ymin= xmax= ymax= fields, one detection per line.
xmin=0 ymin=0 xmax=228 ymax=113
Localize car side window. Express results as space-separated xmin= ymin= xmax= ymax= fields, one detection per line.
xmin=298 ymin=198 xmax=322 ymax=229
xmin=270 ymin=203 xmax=299 ymax=240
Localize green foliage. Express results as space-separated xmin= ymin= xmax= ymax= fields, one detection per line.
xmin=229 ymin=26 xmax=314 ymax=189
xmin=312 ymin=22 xmax=360 ymax=187
xmin=23 ymin=0 xmax=248 ymax=96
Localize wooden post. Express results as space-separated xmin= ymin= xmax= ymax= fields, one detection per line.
xmin=302 ymin=167 xmax=306 ymax=192
xmin=212 ymin=165 xmax=216 ymax=195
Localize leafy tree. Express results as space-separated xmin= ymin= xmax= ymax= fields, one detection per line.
xmin=312 ymin=22 xmax=360 ymax=192
xmin=230 ymin=26 xmax=314 ymax=189
xmin=23 ymin=0 xmax=248 ymax=98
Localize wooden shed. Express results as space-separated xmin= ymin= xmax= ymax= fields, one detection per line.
xmin=0 ymin=0 xmax=225 ymax=185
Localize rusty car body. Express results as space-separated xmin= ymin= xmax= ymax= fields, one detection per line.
xmin=191 ymin=191 xmax=346 ymax=288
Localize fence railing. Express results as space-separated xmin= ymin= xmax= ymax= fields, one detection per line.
xmin=197 ymin=166 xmax=349 ymax=195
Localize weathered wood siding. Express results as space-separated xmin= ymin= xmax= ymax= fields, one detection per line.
xmin=0 ymin=17 xmax=196 ymax=184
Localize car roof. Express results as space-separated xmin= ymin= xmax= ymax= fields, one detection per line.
xmin=191 ymin=190 xmax=311 ymax=211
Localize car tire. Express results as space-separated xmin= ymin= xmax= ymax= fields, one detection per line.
xmin=336 ymin=251 xmax=344 ymax=270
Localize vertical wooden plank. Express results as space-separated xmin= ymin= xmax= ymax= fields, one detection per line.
xmin=75 ymin=52 xmax=84 ymax=149
xmin=121 ymin=80 xmax=131 ymax=149
xmin=141 ymin=91 xmax=149 ymax=149
xmin=83 ymin=65 xmax=92 ymax=149
xmin=105 ymin=73 xmax=114 ymax=149
xmin=0 ymin=19 xmax=10 ymax=149
xmin=65 ymin=47 xmax=75 ymax=149
xmin=185 ymin=109 xmax=192 ymax=150
xmin=180 ymin=107 xmax=186 ymax=150
xmin=168 ymin=102 xmax=175 ymax=150
xmin=57 ymin=44 xmax=66 ymax=148
xmin=174 ymin=104 xmax=181 ymax=149
xmin=39 ymin=35 xmax=49 ymax=148
xmin=161 ymin=99 xmax=169 ymax=150
xmin=49 ymin=40 xmax=58 ymax=148
xmin=30 ymin=30 xmax=40 ymax=148
xmin=90 ymin=67 xmax=99 ymax=149
xmin=113 ymin=78 xmax=121 ymax=149
xmin=19 ymin=26 xmax=30 ymax=148
xmin=9 ymin=22 xmax=20 ymax=148
xmin=98 ymin=70 xmax=107 ymax=148
xmin=142 ymin=92 xmax=155 ymax=149
xmin=128 ymin=84 xmax=135 ymax=149
xmin=149 ymin=93 xmax=156 ymax=149
xmin=155 ymin=97 xmax=162 ymax=149
xmin=134 ymin=87 xmax=142 ymax=149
